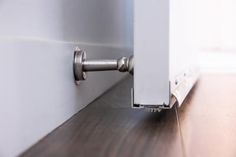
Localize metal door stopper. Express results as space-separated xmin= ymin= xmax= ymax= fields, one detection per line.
xmin=73 ymin=48 xmax=133 ymax=82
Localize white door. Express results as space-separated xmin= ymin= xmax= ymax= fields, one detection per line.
xmin=133 ymin=0 xmax=198 ymax=110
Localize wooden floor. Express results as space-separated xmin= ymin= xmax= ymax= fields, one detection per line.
xmin=21 ymin=74 xmax=236 ymax=157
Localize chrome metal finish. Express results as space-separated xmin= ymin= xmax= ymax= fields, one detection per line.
xmin=83 ymin=60 xmax=117 ymax=71
xmin=73 ymin=49 xmax=133 ymax=82
xmin=73 ymin=49 xmax=87 ymax=81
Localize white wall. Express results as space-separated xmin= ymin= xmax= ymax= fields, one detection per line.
xmin=0 ymin=0 xmax=133 ymax=47
xmin=0 ymin=0 xmax=133 ymax=156
xmin=189 ymin=0 xmax=236 ymax=73
xmin=183 ymin=0 xmax=236 ymax=51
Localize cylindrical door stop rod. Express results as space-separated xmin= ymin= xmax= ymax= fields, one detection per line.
xmin=73 ymin=48 xmax=133 ymax=82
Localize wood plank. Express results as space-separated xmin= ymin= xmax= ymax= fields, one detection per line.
xmin=177 ymin=75 xmax=236 ymax=157
xmin=21 ymin=76 xmax=183 ymax=157
xmin=22 ymin=74 xmax=236 ymax=157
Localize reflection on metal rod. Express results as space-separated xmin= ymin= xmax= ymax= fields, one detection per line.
xmin=73 ymin=48 xmax=133 ymax=82
xmin=83 ymin=60 xmax=118 ymax=71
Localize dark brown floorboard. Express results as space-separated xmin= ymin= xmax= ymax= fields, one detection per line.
xmin=21 ymin=74 xmax=236 ymax=157
xmin=21 ymin=76 xmax=183 ymax=157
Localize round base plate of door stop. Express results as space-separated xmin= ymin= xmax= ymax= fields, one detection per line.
xmin=73 ymin=49 xmax=87 ymax=84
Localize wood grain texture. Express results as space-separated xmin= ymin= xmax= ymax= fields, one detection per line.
xmin=21 ymin=74 xmax=236 ymax=157
xmin=177 ymin=74 xmax=236 ymax=157
xmin=21 ymin=76 xmax=183 ymax=157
